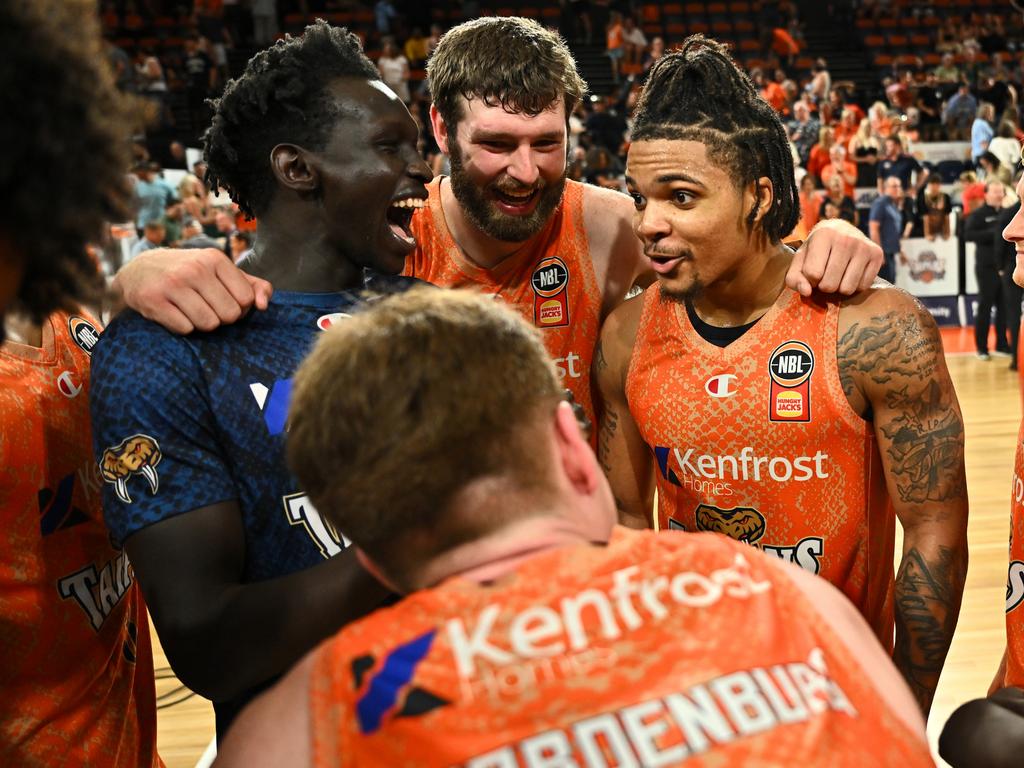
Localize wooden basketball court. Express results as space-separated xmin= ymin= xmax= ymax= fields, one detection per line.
xmin=150 ymin=328 xmax=1022 ymax=767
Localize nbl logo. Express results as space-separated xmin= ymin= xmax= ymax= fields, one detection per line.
xmin=768 ymin=340 xmax=814 ymax=423
xmin=531 ymin=259 xmax=568 ymax=295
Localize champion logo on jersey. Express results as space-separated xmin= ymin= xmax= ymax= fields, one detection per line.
xmin=68 ymin=316 xmax=101 ymax=356
xmin=57 ymin=370 xmax=83 ymax=398
xmin=705 ymin=373 xmax=738 ymax=398
xmin=317 ymin=312 xmax=352 ymax=331
xmin=768 ymin=340 xmax=814 ymax=423
xmin=353 ymin=630 xmax=450 ymax=734
xmin=250 ymin=378 xmax=293 ymax=436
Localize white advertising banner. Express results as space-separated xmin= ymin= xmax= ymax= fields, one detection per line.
xmin=896 ymin=235 xmax=960 ymax=297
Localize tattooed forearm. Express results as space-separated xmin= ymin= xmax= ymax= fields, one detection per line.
xmin=837 ymin=305 xmax=941 ymax=397
xmin=893 ymin=545 xmax=966 ymax=715
xmin=594 ymin=340 xmax=609 ymax=374
xmin=598 ymin=403 xmax=620 ymax=476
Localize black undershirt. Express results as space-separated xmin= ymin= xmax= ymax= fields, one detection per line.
xmin=685 ymin=300 xmax=762 ymax=347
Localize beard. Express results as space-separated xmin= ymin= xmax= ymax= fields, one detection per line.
xmin=658 ymin=277 xmax=705 ymax=305
xmin=447 ymin=140 xmax=567 ymax=243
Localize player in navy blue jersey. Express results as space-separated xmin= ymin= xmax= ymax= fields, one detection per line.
xmin=89 ymin=21 xmax=431 ymax=738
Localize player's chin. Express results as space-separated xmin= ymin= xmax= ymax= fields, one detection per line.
xmin=1014 ymin=256 xmax=1024 ymax=289
xmin=374 ymin=228 xmax=418 ymax=274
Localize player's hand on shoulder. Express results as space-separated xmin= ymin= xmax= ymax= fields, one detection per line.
xmin=113 ymin=248 xmax=273 ymax=334
xmin=786 ymin=218 xmax=884 ymax=297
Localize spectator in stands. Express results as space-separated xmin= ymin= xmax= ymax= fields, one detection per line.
xmin=806 ymin=126 xmax=835 ymax=182
xmin=642 ymin=35 xmax=664 ymax=78
xmin=795 ymin=173 xmax=820 ymax=238
xmin=252 ymin=0 xmax=278 ymax=47
xmin=135 ymin=47 xmax=170 ymax=127
xmin=163 ymin=199 xmax=185 ymax=246
xmin=568 ymin=0 xmax=593 ymax=44
xmin=943 ymin=84 xmax=979 ymax=142
xmin=787 ymin=100 xmax=819 ymax=166
xmin=132 ymin=161 xmax=173 ymax=233
xmin=754 ymin=67 xmax=787 ymax=114
xmin=979 ymin=151 xmax=1015 ymax=188
xmin=870 ymin=175 xmax=905 ymax=282
xmin=229 ymin=230 xmax=254 ymax=264
xmin=962 ymin=44 xmax=984 ymax=89
xmin=583 ymin=95 xmax=627 ymax=154
xmin=404 ymin=27 xmax=429 ymax=68
xmin=921 ymin=176 xmax=952 ymax=241
xmin=934 ymin=53 xmax=961 ymax=86
xmin=604 ymin=12 xmax=624 ymax=84
xmin=996 ymin=197 xmax=1023 ymax=370
xmin=178 ymin=218 xmax=224 ymax=252
xmin=131 ymin=221 xmax=166 ymax=259
xmin=426 ymin=23 xmax=443 ymax=57
xmin=374 ymin=0 xmax=399 ymax=36
xmin=850 ymin=117 xmax=881 ymax=188
xmin=195 ymin=0 xmax=231 ymax=80
xmin=821 ymin=143 xmax=857 ymax=198
xmin=377 ymin=38 xmax=411 ymax=105
xmin=878 ymin=136 xmax=925 ymax=194
xmin=179 ymin=173 xmax=218 ymax=234
xmin=834 ymin=107 xmax=859 ymax=148
xmin=184 ymin=35 xmax=217 ymax=136
xmin=990 ymin=122 xmax=1023 ymax=176
xmin=959 ymin=170 xmax=987 ymax=215
xmin=622 ymin=16 xmax=647 ymax=69
xmin=820 ymin=173 xmax=858 ymax=226
xmin=965 ymin=180 xmax=1011 ymax=360
xmin=806 ymin=58 xmax=830 ymax=106
xmin=973 ymin=102 xmax=997 ymax=166
xmin=915 ymin=72 xmax=944 ymax=141
xmin=868 ymin=100 xmax=894 ymax=139
xmin=885 ymin=73 xmax=913 ymax=116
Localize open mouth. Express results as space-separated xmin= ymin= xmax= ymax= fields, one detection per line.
xmin=492 ymin=187 xmax=540 ymax=213
xmin=386 ymin=196 xmax=425 ymax=245
xmin=647 ymin=253 xmax=688 ymax=275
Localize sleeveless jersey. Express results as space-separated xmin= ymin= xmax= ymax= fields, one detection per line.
xmin=405 ymin=178 xmax=603 ymax=432
xmin=0 ymin=311 xmax=160 ymax=767
xmin=1004 ymin=418 xmax=1024 ymax=686
xmin=625 ymin=284 xmax=896 ymax=646
xmin=307 ymin=527 xmax=930 ymax=767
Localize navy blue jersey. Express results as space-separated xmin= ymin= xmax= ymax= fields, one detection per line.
xmin=89 ymin=273 xmax=420 ymax=733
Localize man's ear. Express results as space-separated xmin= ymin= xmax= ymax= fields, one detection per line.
xmin=553 ymin=401 xmax=601 ymax=497
xmin=429 ymin=104 xmax=451 ymax=155
xmin=749 ymin=176 xmax=775 ymax=225
xmin=270 ymin=143 xmax=318 ymax=194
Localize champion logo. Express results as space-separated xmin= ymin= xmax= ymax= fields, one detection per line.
xmin=317 ymin=313 xmax=352 ymax=331
xmin=57 ymin=370 xmax=83 ymax=398
xmin=704 ymin=373 xmax=738 ymax=398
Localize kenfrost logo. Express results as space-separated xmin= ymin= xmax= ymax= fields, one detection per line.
xmin=554 ymin=352 xmax=583 ymax=380
xmin=704 ymin=373 xmax=738 ymax=398
xmin=446 ymin=557 xmax=771 ymax=680
xmin=654 ymin=445 xmax=830 ymax=496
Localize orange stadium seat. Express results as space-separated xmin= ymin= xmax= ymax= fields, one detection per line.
xmin=888 ymin=34 xmax=909 ymax=49
xmin=684 ymin=3 xmax=706 ymax=14
xmin=667 ymin=22 xmax=687 ymax=36
xmin=856 ymin=18 xmax=874 ymax=29
xmin=728 ymin=1 xmax=751 ymax=13
xmin=663 ymin=3 xmax=684 ymax=15
xmin=690 ymin=21 xmax=710 ymax=34
xmin=873 ymin=53 xmax=894 ymax=66
xmin=712 ymin=20 xmax=732 ymax=35
xmin=734 ymin=19 xmax=755 ymax=35
xmin=864 ymin=34 xmax=885 ymax=48
xmin=541 ymin=7 xmax=560 ymax=20
xmin=641 ymin=3 xmax=662 ymax=21
xmin=738 ymin=38 xmax=760 ymax=52
xmin=923 ymin=52 xmax=941 ymax=65
xmin=878 ymin=18 xmax=898 ymax=28
xmin=643 ymin=23 xmax=663 ymax=35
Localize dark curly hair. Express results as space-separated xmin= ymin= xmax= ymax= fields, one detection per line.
xmin=632 ymin=35 xmax=799 ymax=243
xmin=203 ymin=20 xmax=378 ymax=219
xmin=1 ymin=0 xmax=139 ymax=319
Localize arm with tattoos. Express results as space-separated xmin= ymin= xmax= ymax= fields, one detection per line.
xmin=593 ymin=296 xmax=654 ymax=529
xmin=837 ymin=290 xmax=969 ymax=716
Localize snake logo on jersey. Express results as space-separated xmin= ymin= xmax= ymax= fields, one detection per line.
xmin=100 ymin=434 xmax=162 ymax=504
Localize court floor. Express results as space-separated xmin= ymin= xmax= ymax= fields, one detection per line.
xmin=150 ymin=328 xmax=1023 ymax=767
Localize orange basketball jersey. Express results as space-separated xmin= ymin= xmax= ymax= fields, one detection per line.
xmin=625 ymin=284 xmax=896 ymax=645
xmin=1005 ymin=419 xmax=1024 ymax=687
xmin=308 ymin=527 xmax=929 ymax=767
xmin=405 ymin=178 xmax=603 ymax=431
xmin=0 ymin=312 xmax=160 ymax=767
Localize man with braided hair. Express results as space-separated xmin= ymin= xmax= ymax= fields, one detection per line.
xmin=596 ymin=35 xmax=968 ymax=716
xmin=89 ymin=20 xmax=432 ymax=738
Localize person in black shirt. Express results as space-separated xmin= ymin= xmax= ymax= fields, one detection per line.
xmin=877 ymin=136 xmax=926 ymax=194
xmin=964 ymin=181 xmax=1012 ymax=359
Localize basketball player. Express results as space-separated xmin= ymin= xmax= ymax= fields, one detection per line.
xmin=115 ymin=17 xmax=884 ymax=432
xmin=0 ymin=1 xmax=160 ymax=764
xmin=89 ymin=22 xmax=431 ymax=738
xmin=211 ymin=288 xmax=932 ymax=767
xmin=596 ymin=37 xmax=967 ymax=717
xmin=938 ymin=170 xmax=1024 ymax=766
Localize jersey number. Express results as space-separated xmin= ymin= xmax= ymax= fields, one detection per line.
xmin=284 ymin=492 xmax=350 ymax=558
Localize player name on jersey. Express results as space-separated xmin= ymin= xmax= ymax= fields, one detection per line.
xmin=461 ymin=647 xmax=856 ymax=768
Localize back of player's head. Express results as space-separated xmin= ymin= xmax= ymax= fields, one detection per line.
xmin=427 ymin=16 xmax=587 ymax=133
xmin=203 ymin=20 xmax=379 ymax=219
xmin=287 ymin=289 xmax=564 ymax=587
xmin=1 ymin=0 xmax=137 ymax=320
xmin=631 ymin=35 xmax=798 ymax=242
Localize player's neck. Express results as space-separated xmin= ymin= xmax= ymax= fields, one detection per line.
xmin=243 ymin=212 xmax=362 ymax=293
xmin=689 ymin=243 xmax=793 ymax=327
xmin=3 ymin=314 xmax=42 ymax=347
xmin=439 ymin=177 xmax=542 ymax=270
